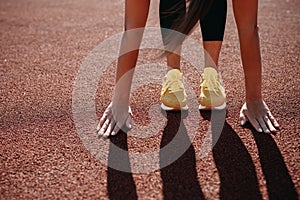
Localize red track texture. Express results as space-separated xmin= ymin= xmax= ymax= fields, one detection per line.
xmin=0 ymin=0 xmax=299 ymax=199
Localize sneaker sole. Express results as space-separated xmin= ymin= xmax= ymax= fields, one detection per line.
xmin=198 ymin=102 xmax=226 ymax=110
xmin=161 ymin=103 xmax=189 ymax=111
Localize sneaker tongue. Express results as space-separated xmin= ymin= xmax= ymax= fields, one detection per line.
xmin=204 ymin=67 xmax=218 ymax=77
xmin=203 ymin=67 xmax=221 ymax=91
xmin=167 ymin=69 xmax=181 ymax=79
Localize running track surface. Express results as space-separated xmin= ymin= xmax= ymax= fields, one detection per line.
xmin=0 ymin=0 xmax=299 ymax=199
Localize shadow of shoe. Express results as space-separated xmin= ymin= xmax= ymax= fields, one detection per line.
xmin=107 ymin=132 xmax=138 ymax=200
xmin=160 ymin=112 xmax=205 ymax=200
xmin=201 ymin=110 xmax=262 ymax=199
xmin=213 ymin=122 xmax=262 ymax=199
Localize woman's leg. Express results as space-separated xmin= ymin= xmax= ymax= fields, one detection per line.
xmin=97 ymin=0 xmax=150 ymax=137
xmin=159 ymin=0 xmax=189 ymax=111
xmin=200 ymin=0 xmax=227 ymax=67
xmin=160 ymin=0 xmax=227 ymax=68
xmin=160 ymin=0 xmax=186 ymax=69
xmin=198 ymin=0 xmax=227 ymax=110
xmin=233 ymin=0 xmax=279 ymax=132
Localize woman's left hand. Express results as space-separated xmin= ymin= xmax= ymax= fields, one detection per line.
xmin=240 ymin=100 xmax=279 ymax=133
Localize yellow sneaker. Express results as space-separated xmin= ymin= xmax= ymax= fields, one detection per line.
xmin=199 ymin=67 xmax=226 ymax=110
xmin=160 ymin=69 xmax=188 ymax=111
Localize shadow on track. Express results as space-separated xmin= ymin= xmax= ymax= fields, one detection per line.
xmin=248 ymin=125 xmax=298 ymax=200
xmin=106 ymin=110 xmax=297 ymax=200
xmin=201 ymin=110 xmax=262 ymax=199
xmin=106 ymin=110 xmax=204 ymax=200
xmin=107 ymin=132 xmax=138 ymax=200
xmin=160 ymin=111 xmax=205 ymax=200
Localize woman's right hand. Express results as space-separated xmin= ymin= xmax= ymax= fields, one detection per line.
xmin=96 ymin=102 xmax=132 ymax=138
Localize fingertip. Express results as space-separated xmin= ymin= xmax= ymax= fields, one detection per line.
xmin=111 ymin=125 xmax=120 ymax=137
xmin=240 ymin=119 xmax=246 ymax=126
xmin=102 ymin=130 xmax=110 ymax=138
xmin=270 ymin=128 xmax=278 ymax=133
xmin=258 ymin=128 xmax=263 ymax=133
xmin=240 ymin=116 xmax=247 ymax=126
xmin=126 ymin=117 xmax=132 ymax=129
xmin=128 ymin=106 xmax=132 ymax=114
xmin=239 ymin=111 xmax=245 ymax=117
xmin=98 ymin=128 xmax=104 ymax=136
xmin=97 ymin=131 xmax=104 ymax=139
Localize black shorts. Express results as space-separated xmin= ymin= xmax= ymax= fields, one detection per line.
xmin=159 ymin=0 xmax=227 ymax=42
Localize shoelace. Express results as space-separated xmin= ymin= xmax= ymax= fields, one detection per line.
xmin=202 ymin=74 xmax=222 ymax=94
xmin=165 ymin=77 xmax=184 ymax=93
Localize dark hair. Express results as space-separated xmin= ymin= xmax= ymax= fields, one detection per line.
xmin=164 ymin=0 xmax=214 ymax=53
xmin=178 ymin=0 xmax=213 ymax=35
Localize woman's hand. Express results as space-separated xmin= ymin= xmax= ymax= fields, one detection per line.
xmin=240 ymin=100 xmax=279 ymax=133
xmin=96 ymin=102 xmax=132 ymax=138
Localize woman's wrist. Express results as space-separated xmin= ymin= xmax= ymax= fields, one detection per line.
xmin=245 ymin=85 xmax=262 ymax=102
xmin=246 ymin=94 xmax=262 ymax=101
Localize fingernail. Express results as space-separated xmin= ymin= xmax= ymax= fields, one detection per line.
xmin=241 ymin=120 xmax=246 ymax=126
xmin=258 ymin=128 xmax=262 ymax=132
xmin=111 ymin=131 xmax=116 ymax=136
